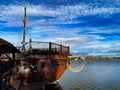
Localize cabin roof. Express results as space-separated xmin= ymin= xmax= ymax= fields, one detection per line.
xmin=0 ymin=38 xmax=20 ymax=53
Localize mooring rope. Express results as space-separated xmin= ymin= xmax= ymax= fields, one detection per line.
xmin=66 ymin=57 xmax=87 ymax=73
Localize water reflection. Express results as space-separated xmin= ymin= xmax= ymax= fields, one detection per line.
xmin=71 ymin=88 xmax=81 ymax=90
xmin=18 ymin=83 xmax=63 ymax=90
xmin=44 ymin=84 xmax=63 ymax=90
xmin=44 ymin=83 xmax=82 ymax=90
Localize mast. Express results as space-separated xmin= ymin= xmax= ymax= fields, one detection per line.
xmin=22 ymin=6 xmax=27 ymax=52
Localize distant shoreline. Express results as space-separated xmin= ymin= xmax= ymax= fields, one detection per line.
xmin=84 ymin=56 xmax=120 ymax=60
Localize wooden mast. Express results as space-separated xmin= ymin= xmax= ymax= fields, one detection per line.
xmin=22 ymin=6 xmax=26 ymax=52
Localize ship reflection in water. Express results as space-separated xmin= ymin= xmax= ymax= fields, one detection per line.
xmin=18 ymin=84 xmax=63 ymax=90
xmin=44 ymin=84 xmax=63 ymax=90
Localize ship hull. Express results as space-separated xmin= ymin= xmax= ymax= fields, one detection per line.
xmin=15 ymin=54 xmax=68 ymax=85
xmin=15 ymin=41 xmax=70 ymax=87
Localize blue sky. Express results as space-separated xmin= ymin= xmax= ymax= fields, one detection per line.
xmin=0 ymin=0 xmax=120 ymax=57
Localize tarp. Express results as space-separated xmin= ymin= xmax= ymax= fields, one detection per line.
xmin=0 ymin=38 xmax=20 ymax=53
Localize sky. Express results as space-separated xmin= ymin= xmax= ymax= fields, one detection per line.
xmin=0 ymin=0 xmax=120 ymax=57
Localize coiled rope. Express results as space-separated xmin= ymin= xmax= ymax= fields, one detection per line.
xmin=66 ymin=56 xmax=87 ymax=73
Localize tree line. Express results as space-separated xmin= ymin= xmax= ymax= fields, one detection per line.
xmin=85 ymin=56 xmax=120 ymax=60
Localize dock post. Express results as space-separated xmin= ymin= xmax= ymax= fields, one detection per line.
xmin=60 ymin=45 xmax=62 ymax=53
xmin=68 ymin=46 xmax=70 ymax=54
xmin=29 ymin=38 xmax=32 ymax=50
xmin=0 ymin=74 xmax=3 ymax=90
xmin=49 ymin=42 xmax=51 ymax=52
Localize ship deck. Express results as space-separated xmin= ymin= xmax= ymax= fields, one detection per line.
xmin=19 ymin=41 xmax=70 ymax=55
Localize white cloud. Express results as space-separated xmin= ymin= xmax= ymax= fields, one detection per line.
xmin=70 ymin=41 xmax=120 ymax=56
xmin=26 ymin=5 xmax=60 ymax=17
xmin=55 ymin=5 xmax=120 ymax=21
xmin=0 ymin=4 xmax=120 ymax=27
xmin=86 ymin=43 xmax=111 ymax=49
xmin=53 ymin=37 xmax=89 ymax=44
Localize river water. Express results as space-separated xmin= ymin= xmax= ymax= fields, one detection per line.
xmin=49 ymin=60 xmax=120 ymax=90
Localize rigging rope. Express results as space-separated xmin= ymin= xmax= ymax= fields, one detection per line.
xmin=66 ymin=56 xmax=87 ymax=73
xmin=16 ymin=30 xmax=22 ymax=47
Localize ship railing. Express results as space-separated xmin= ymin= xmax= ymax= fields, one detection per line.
xmin=20 ymin=41 xmax=70 ymax=54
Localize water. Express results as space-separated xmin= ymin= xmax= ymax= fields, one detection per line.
xmin=58 ymin=60 xmax=120 ymax=90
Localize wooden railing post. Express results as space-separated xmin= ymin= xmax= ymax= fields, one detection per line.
xmin=60 ymin=45 xmax=62 ymax=53
xmin=29 ymin=38 xmax=32 ymax=50
xmin=68 ymin=46 xmax=70 ymax=54
xmin=0 ymin=74 xmax=2 ymax=90
xmin=49 ymin=42 xmax=51 ymax=52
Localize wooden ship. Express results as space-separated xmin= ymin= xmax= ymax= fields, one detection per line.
xmin=0 ymin=37 xmax=67 ymax=90
xmin=13 ymin=6 xmax=71 ymax=89
xmin=0 ymin=6 xmax=86 ymax=90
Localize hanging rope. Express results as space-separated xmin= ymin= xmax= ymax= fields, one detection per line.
xmin=66 ymin=56 xmax=87 ymax=73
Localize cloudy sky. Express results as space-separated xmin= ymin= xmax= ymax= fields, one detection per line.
xmin=0 ymin=0 xmax=120 ymax=57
